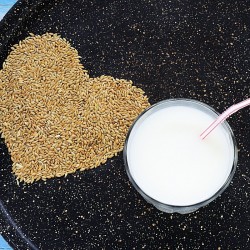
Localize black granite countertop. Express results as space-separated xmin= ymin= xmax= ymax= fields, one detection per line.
xmin=0 ymin=0 xmax=249 ymax=249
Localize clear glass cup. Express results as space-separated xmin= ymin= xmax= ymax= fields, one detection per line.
xmin=123 ymin=99 xmax=238 ymax=214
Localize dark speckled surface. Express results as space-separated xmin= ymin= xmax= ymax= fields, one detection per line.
xmin=0 ymin=0 xmax=249 ymax=249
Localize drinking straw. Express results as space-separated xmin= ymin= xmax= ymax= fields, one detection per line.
xmin=200 ymin=98 xmax=250 ymax=140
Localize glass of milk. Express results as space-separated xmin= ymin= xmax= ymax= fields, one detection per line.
xmin=123 ymin=99 xmax=238 ymax=214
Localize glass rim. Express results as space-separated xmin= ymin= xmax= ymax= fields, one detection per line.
xmin=123 ymin=98 xmax=238 ymax=213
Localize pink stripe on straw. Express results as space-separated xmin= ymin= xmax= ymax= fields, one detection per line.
xmin=200 ymin=98 xmax=250 ymax=140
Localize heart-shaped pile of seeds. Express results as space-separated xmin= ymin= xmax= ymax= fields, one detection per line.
xmin=0 ymin=33 xmax=150 ymax=184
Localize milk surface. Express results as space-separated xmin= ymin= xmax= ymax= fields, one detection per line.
xmin=127 ymin=105 xmax=234 ymax=206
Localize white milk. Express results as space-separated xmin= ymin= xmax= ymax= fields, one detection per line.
xmin=126 ymin=105 xmax=234 ymax=206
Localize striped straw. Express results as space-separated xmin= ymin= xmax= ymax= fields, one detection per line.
xmin=200 ymin=98 xmax=250 ymax=140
